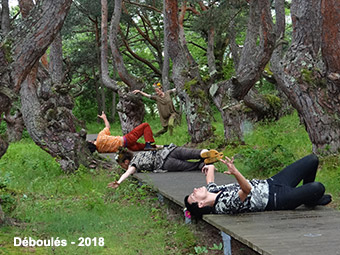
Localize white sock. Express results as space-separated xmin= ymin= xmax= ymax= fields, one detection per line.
xmin=200 ymin=149 xmax=208 ymax=157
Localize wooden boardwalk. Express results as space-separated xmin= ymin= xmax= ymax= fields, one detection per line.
xmin=87 ymin=134 xmax=340 ymax=254
xmin=135 ymin=172 xmax=340 ymax=255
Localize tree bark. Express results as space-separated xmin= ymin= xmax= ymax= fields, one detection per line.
xmin=271 ymin=0 xmax=340 ymax=154
xmin=163 ymin=0 xmax=214 ymax=143
xmin=161 ymin=2 xmax=170 ymax=91
xmin=207 ymin=27 xmax=217 ymax=79
xmin=101 ymin=0 xmax=145 ymax=134
xmin=211 ymin=0 xmax=276 ymax=144
xmin=0 ymin=0 xmax=73 ymax=159
xmin=20 ymin=26 xmax=99 ymax=172
xmin=0 ymin=0 xmax=25 ymax=144
xmin=4 ymin=111 xmax=24 ymax=142
xmin=232 ymin=0 xmax=275 ymax=100
xmin=1 ymin=0 xmax=10 ymax=35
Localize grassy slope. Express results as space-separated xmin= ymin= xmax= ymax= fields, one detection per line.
xmin=0 ymin=141 xmax=196 ymax=254
xmin=0 ymin=111 xmax=339 ymax=254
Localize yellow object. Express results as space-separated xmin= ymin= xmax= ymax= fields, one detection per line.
xmin=154 ymin=82 xmax=162 ymax=88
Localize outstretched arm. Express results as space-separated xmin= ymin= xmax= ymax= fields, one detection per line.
xmin=132 ymin=90 xmax=151 ymax=98
xmin=107 ymin=165 xmax=137 ymax=188
xmin=220 ymin=156 xmax=251 ymax=201
xmin=98 ymin=111 xmax=110 ymax=129
xmin=167 ymin=88 xmax=176 ymax=94
xmin=201 ymin=164 xmax=215 ymax=184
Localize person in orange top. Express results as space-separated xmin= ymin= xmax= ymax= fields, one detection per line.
xmin=87 ymin=112 xmax=156 ymax=153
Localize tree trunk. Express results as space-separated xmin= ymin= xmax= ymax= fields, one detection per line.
xmin=211 ymin=0 xmax=276 ymax=144
xmin=101 ymin=0 xmax=144 ymax=134
xmin=161 ymin=0 xmax=170 ymax=91
xmin=111 ymin=90 xmax=116 ymax=122
xmin=0 ymin=0 xmax=25 ymax=143
xmin=0 ymin=0 xmax=73 ymax=159
xmin=271 ymin=0 xmax=340 ymax=154
xmin=94 ymin=67 xmax=103 ymax=119
xmin=0 ymin=48 xmax=11 ymax=157
xmin=1 ymin=0 xmax=10 ymax=35
xmin=207 ymin=27 xmax=217 ymax=79
xmin=4 ymin=111 xmax=24 ymax=142
xmin=163 ymin=0 xmax=214 ymax=143
xmin=20 ymin=31 xmax=97 ymax=172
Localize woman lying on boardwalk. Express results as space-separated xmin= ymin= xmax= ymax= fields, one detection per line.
xmin=107 ymin=145 xmax=223 ymax=188
xmin=185 ymin=154 xmax=332 ymax=217
xmin=87 ymin=112 xmax=157 ymax=153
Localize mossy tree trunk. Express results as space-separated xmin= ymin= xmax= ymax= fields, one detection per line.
xmin=210 ymin=0 xmax=276 ymax=144
xmin=1 ymin=0 xmax=11 ymax=35
xmin=271 ymin=0 xmax=340 ymax=154
xmin=163 ymin=0 xmax=214 ymax=143
xmin=18 ymin=0 xmax=97 ymax=172
xmin=101 ymin=0 xmax=145 ymax=134
xmin=0 ymin=0 xmax=73 ymax=160
xmin=1 ymin=0 xmax=24 ymax=143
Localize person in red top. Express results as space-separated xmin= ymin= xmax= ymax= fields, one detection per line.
xmin=87 ymin=112 xmax=156 ymax=153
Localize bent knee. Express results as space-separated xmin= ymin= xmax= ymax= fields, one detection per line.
xmin=307 ymin=154 xmax=319 ymax=167
xmin=310 ymin=182 xmax=325 ymax=194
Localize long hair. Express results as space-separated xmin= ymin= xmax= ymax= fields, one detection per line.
xmin=87 ymin=141 xmax=97 ymax=153
xmin=116 ymin=147 xmax=133 ymax=164
xmin=184 ymin=195 xmax=213 ymax=218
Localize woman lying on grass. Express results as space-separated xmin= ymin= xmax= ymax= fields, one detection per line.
xmin=185 ymin=154 xmax=332 ymax=217
xmin=107 ymin=144 xmax=223 ymax=188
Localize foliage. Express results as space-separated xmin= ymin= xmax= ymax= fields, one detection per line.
xmin=190 ymin=243 xmax=223 ymax=254
xmin=0 ymin=121 xmax=6 ymax=135
xmin=0 ymin=171 xmax=16 ymax=214
xmin=235 ymin=144 xmax=295 ymax=178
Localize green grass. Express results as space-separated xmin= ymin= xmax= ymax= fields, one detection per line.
xmin=0 ymin=140 xmax=196 ymax=254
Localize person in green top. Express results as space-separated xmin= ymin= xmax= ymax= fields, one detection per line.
xmin=133 ymin=82 xmax=179 ymax=137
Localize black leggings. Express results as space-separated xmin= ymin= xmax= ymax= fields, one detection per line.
xmin=265 ymin=154 xmax=325 ymax=210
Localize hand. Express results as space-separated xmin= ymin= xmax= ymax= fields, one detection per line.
xmin=201 ymin=165 xmax=209 ymax=175
xmin=132 ymin=90 xmax=140 ymax=94
xmin=220 ymin=156 xmax=237 ymax=175
xmin=98 ymin=111 xmax=107 ymax=120
xmin=107 ymin=181 xmax=120 ymax=189
xmin=201 ymin=164 xmax=214 ymax=176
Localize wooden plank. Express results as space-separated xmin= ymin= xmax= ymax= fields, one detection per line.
xmin=204 ymin=208 xmax=340 ymax=255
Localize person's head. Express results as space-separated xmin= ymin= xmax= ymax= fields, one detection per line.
xmin=153 ymin=82 xmax=163 ymax=96
xmin=116 ymin=148 xmax=133 ymax=169
xmin=87 ymin=141 xmax=97 ymax=153
xmin=184 ymin=186 xmax=213 ymax=218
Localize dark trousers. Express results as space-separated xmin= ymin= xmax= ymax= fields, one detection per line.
xmin=162 ymin=147 xmax=205 ymax=172
xmin=266 ymin=154 xmax=325 ymax=210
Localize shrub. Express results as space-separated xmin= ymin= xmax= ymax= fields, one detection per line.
xmin=237 ymin=144 xmax=295 ymax=178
